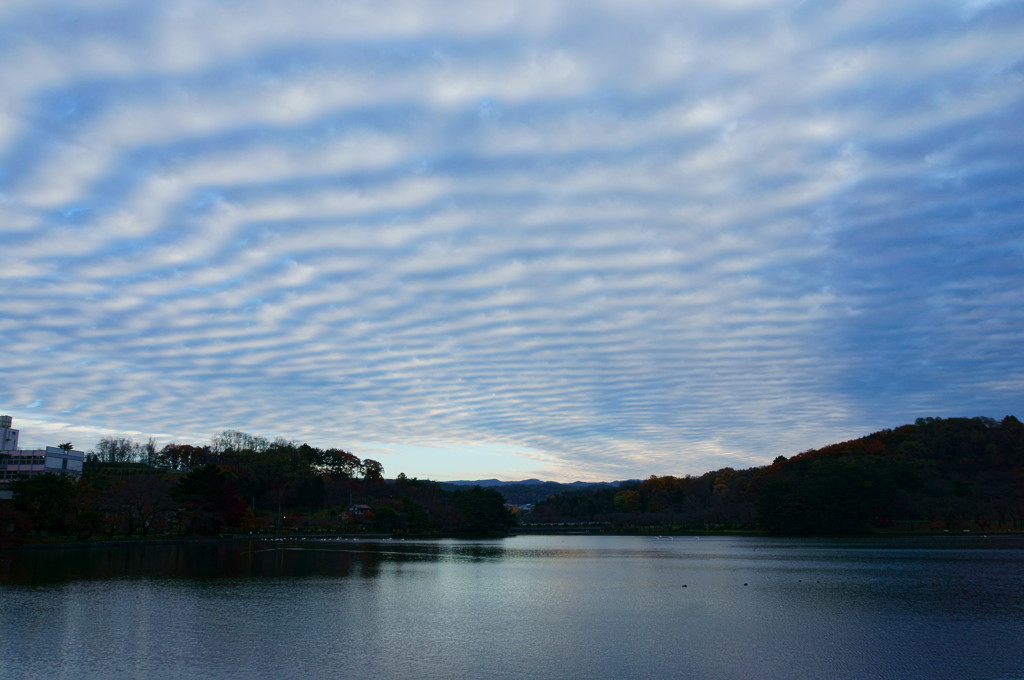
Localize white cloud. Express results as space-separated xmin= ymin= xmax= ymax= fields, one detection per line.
xmin=1 ymin=0 xmax=1021 ymax=480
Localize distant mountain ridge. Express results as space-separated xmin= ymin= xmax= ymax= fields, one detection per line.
xmin=441 ymin=478 xmax=625 ymax=487
xmin=438 ymin=479 xmax=632 ymax=505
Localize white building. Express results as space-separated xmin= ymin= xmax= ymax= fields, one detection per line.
xmin=0 ymin=415 xmax=85 ymax=500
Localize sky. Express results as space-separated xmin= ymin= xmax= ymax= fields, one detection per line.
xmin=1 ymin=0 xmax=1022 ymax=482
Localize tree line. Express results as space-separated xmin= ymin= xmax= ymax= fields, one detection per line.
xmin=4 ymin=415 xmax=1021 ymax=542
xmin=0 ymin=431 xmax=513 ymax=544
xmin=530 ymin=416 xmax=1024 ymax=534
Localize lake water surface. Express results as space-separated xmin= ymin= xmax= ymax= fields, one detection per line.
xmin=2 ymin=534 xmax=1023 ymax=679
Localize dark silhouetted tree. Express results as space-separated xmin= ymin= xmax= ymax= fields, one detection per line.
xmin=11 ymin=473 xmax=76 ymax=536
xmin=453 ymin=486 xmax=514 ymax=536
xmin=171 ymin=464 xmax=244 ymax=535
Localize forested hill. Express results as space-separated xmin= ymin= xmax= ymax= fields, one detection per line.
xmin=529 ymin=416 xmax=1024 ymax=535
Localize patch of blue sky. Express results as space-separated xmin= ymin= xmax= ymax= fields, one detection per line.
xmin=2 ymin=0 xmax=1022 ymax=481
xmin=357 ymin=441 xmax=553 ymax=481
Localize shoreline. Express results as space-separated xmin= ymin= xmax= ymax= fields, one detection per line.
xmin=6 ymin=527 xmax=1021 ymax=551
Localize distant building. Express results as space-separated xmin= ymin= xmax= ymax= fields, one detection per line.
xmin=0 ymin=415 xmax=85 ymax=500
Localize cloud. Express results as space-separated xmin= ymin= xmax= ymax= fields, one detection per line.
xmin=1 ymin=0 xmax=1022 ymax=481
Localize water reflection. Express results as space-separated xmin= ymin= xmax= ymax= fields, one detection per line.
xmin=3 ymin=535 xmax=1024 ymax=680
xmin=3 ymin=534 xmax=1024 ymax=586
xmin=0 ymin=540 xmax=381 ymax=583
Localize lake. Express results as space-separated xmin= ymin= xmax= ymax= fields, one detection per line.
xmin=2 ymin=534 xmax=1023 ymax=679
